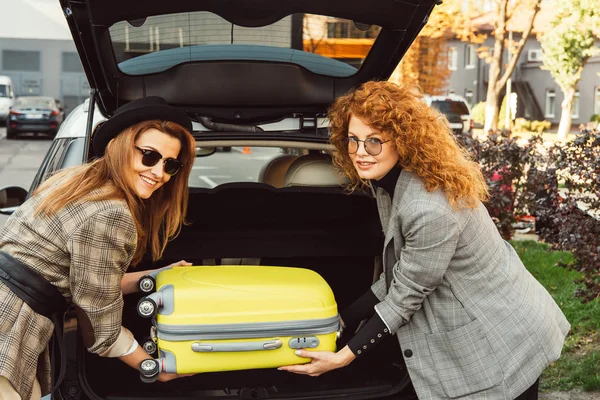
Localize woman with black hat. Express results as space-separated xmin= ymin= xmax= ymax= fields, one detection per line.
xmin=0 ymin=96 xmax=196 ymax=399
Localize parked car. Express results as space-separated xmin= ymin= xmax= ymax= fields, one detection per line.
xmin=0 ymin=75 xmax=16 ymax=126
xmin=6 ymin=96 xmax=65 ymax=139
xmin=424 ymin=94 xmax=473 ymax=135
xmin=0 ymin=0 xmax=438 ymax=398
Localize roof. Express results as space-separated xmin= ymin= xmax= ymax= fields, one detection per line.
xmin=0 ymin=0 xmax=72 ymax=41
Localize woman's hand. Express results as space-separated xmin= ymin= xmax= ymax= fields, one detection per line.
xmin=157 ymin=372 xmax=194 ymax=382
xmin=278 ymin=346 xmax=355 ymax=377
xmin=164 ymin=260 xmax=192 ymax=269
xmin=121 ymin=260 xmax=193 ymax=295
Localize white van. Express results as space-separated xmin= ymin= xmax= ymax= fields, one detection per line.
xmin=0 ymin=76 xmax=16 ymax=125
xmin=424 ymin=94 xmax=473 ymax=135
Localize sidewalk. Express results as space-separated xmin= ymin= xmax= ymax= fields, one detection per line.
xmin=540 ymin=391 xmax=600 ymax=400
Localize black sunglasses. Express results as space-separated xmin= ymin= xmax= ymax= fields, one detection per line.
xmin=135 ymin=146 xmax=182 ymax=176
xmin=344 ymin=137 xmax=391 ymax=156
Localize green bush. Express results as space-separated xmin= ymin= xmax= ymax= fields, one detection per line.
xmin=530 ymin=120 xmax=552 ymax=133
xmin=591 ymin=114 xmax=600 ymax=123
xmin=514 ymin=118 xmax=531 ymax=132
xmin=471 ymin=102 xmax=486 ymax=126
xmin=498 ymin=96 xmax=509 ymax=130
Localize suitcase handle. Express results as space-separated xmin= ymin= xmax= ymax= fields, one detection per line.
xmin=191 ymin=339 xmax=282 ymax=352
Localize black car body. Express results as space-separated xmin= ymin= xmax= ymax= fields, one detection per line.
xmin=7 ymin=96 xmax=65 ymax=139
xmin=0 ymin=0 xmax=439 ymax=398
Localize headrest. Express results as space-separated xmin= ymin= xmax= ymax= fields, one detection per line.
xmin=259 ymin=154 xmax=299 ymax=188
xmin=284 ymin=154 xmax=349 ymax=187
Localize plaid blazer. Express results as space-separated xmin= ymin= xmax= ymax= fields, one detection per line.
xmin=370 ymin=170 xmax=570 ymax=400
xmin=0 ymin=182 xmax=137 ymax=398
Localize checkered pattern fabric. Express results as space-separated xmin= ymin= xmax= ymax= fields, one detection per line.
xmin=369 ymin=170 xmax=570 ymax=399
xmin=0 ymin=180 xmax=137 ymax=398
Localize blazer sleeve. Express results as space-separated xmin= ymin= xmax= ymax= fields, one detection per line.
xmin=67 ymin=205 xmax=138 ymax=356
xmin=374 ymin=200 xmax=460 ymax=334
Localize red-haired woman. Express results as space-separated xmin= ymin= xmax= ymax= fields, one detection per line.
xmin=280 ymin=81 xmax=570 ymax=400
xmin=0 ymin=97 xmax=195 ymax=399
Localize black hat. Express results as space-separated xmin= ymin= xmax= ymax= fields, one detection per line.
xmin=92 ymin=96 xmax=192 ymax=157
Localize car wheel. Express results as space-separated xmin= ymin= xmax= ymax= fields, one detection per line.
xmin=6 ymin=128 xmax=16 ymax=139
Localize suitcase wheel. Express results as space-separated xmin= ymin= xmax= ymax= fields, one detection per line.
xmin=139 ymin=358 xmax=160 ymax=383
xmin=142 ymin=339 xmax=158 ymax=355
xmin=137 ymin=297 xmax=157 ymax=318
xmin=138 ymin=275 xmax=156 ymax=293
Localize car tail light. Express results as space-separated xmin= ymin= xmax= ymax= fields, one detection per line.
xmin=10 ymin=123 xmax=16 ymax=128
xmin=470 ymin=120 xmax=474 ymax=130
xmin=51 ymin=110 xmax=59 ymax=116
xmin=9 ymin=110 xmax=21 ymax=116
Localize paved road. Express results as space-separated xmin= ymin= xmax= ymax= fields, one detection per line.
xmin=0 ymin=127 xmax=53 ymax=228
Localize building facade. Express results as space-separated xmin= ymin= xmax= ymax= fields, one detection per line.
xmin=444 ymin=34 xmax=600 ymax=127
xmin=0 ymin=0 xmax=88 ymax=115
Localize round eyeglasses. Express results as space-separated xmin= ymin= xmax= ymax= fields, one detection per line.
xmin=344 ymin=137 xmax=391 ymax=156
xmin=135 ymin=146 xmax=183 ymax=176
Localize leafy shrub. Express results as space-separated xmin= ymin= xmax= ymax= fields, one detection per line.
xmin=455 ymin=130 xmax=544 ymax=239
xmin=535 ymin=130 xmax=600 ymax=302
xmin=530 ymin=120 xmax=552 ymax=133
xmin=471 ymin=102 xmax=486 ymax=126
xmin=514 ymin=118 xmax=532 ymax=132
xmin=590 ymin=114 xmax=600 ymax=123
xmin=498 ymin=96 xmax=509 ymax=130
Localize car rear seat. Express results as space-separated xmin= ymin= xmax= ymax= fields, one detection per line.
xmin=283 ymin=153 xmax=349 ymax=188
xmin=259 ymin=154 xmax=298 ymax=188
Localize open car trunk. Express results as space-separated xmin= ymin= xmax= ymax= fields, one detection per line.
xmin=72 ymin=184 xmax=416 ymax=399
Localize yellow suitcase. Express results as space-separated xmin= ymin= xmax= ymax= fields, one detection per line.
xmin=136 ymin=265 xmax=339 ymax=382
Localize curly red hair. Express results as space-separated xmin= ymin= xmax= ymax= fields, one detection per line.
xmin=329 ymin=81 xmax=488 ymax=208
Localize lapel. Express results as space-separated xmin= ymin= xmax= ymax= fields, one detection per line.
xmin=374 ymin=169 xmax=412 ymax=288
xmin=376 ymin=169 xmax=412 ymax=249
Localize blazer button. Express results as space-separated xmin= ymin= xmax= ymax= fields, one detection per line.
xmin=404 ymin=349 xmax=413 ymax=358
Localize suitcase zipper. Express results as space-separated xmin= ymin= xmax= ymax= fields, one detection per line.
xmin=156 ymin=315 xmax=340 ymax=341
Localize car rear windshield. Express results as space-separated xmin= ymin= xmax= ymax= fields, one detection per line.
xmin=431 ymin=100 xmax=470 ymax=115
xmin=108 ymin=12 xmax=381 ymax=77
xmin=15 ymin=98 xmax=55 ymax=108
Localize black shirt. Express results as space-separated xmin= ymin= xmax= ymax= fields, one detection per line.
xmin=342 ymin=166 xmax=402 ymax=356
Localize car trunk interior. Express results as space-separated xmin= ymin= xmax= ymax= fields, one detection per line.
xmin=77 ymin=184 xmax=415 ymax=399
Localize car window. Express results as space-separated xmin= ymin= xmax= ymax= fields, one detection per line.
xmin=28 ymin=138 xmax=83 ymax=195
xmin=189 ymin=146 xmax=308 ymax=188
xmin=15 ymin=97 xmax=55 ymax=108
xmin=109 ymin=12 xmax=381 ymax=78
xmin=431 ymin=100 xmax=469 ymax=115
xmin=0 ymin=85 xmax=7 ymax=97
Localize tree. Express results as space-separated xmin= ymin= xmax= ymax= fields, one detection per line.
xmin=482 ymin=0 xmax=542 ymax=132
xmin=391 ymin=0 xmax=482 ymax=94
xmin=540 ymin=0 xmax=600 ymax=140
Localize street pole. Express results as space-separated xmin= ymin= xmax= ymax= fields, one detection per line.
xmin=505 ymin=30 xmax=512 ymax=130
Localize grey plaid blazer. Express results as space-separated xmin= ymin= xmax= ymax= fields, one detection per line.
xmin=370 ymin=170 xmax=570 ymax=400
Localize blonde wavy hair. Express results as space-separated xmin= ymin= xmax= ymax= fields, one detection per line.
xmin=34 ymin=120 xmax=196 ymax=265
xmin=329 ymin=81 xmax=488 ymax=209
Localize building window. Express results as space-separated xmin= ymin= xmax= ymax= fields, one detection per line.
xmin=465 ymin=44 xmax=476 ymax=69
xmin=545 ymin=89 xmax=556 ymax=118
xmin=528 ymin=49 xmax=543 ymax=62
xmin=594 ymin=86 xmax=600 ymax=115
xmin=448 ymin=47 xmax=457 ymax=71
xmin=62 ymin=52 xmax=84 ymax=73
xmin=464 ymin=89 xmax=474 ymax=106
xmin=326 ymin=20 xmax=380 ymax=39
xmin=2 ymin=50 xmax=40 ymax=71
xmin=571 ymin=91 xmax=580 ymax=119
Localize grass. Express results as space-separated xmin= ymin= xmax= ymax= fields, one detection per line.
xmin=511 ymin=240 xmax=600 ymax=392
